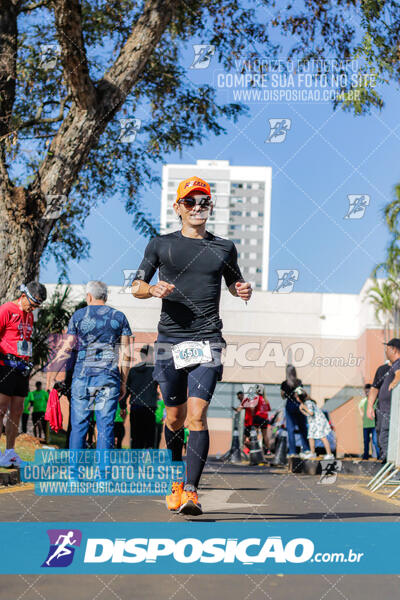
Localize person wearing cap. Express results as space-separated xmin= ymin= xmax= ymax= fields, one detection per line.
xmin=0 ymin=281 xmax=47 ymax=467
xmin=236 ymin=390 xmax=255 ymax=450
xmin=252 ymin=384 xmax=272 ymax=455
xmin=131 ymin=175 xmax=252 ymax=515
xmin=367 ymin=339 xmax=400 ymax=462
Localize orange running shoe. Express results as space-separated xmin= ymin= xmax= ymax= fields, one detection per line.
xmin=166 ymin=481 xmax=184 ymax=511
xmin=178 ymin=488 xmax=203 ymax=516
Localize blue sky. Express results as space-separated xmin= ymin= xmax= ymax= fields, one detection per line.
xmin=41 ymin=38 xmax=400 ymax=295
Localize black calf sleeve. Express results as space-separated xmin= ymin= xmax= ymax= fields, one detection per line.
xmin=164 ymin=425 xmax=185 ymax=462
xmin=185 ymin=429 xmax=210 ymax=489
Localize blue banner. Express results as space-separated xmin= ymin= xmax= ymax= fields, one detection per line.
xmin=19 ymin=449 xmax=184 ymax=496
xmin=0 ymin=522 xmax=397 ymax=574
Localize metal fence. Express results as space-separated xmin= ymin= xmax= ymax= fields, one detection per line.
xmin=367 ymin=384 xmax=400 ymax=497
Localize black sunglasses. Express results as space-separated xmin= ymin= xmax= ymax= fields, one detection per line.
xmin=178 ymin=196 xmax=212 ymax=209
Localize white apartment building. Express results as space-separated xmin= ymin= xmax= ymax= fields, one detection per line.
xmin=160 ymin=159 xmax=272 ymax=290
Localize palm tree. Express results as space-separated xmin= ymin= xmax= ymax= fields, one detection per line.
xmin=367 ymin=279 xmax=395 ymax=342
xmin=367 ymin=184 xmax=400 ymax=345
xmin=368 ymin=241 xmax=400 ymax=342
xmin=383 ymin=184 xmax=400 ymax=235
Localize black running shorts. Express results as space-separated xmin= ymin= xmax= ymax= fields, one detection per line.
xmin=0 ymin=365 xmax=29 ymax=397
xmin=153 ymin=336 xmax=224 ymax=406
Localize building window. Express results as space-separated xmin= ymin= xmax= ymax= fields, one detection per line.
xmin=231 ymin=210 xmax=242 ymax=216
xmin=258 ymin=211 xmax=264 ymax=217
xmin=251 ymin=197 xmax=258 ymax=204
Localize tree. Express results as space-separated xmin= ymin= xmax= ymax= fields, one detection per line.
xmin=0 ymin=0 xmax=399 ymax=302
xmin=368 ymin=245 xmax=400 ymax=341
xmin=367 ymin=279 xmax=396 ymax=342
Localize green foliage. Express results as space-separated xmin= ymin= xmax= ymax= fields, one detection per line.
xmin=30 ymin=286 xmax=82 ymax=374
xmin=368 ymin=243 xmax=400 ymax=339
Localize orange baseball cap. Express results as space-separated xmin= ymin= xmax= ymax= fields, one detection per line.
xmin=175 ymin=176 xmax=211 ymax=202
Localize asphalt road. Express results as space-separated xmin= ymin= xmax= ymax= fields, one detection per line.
xmin=0 ymin=459 xmax=399 ymax=599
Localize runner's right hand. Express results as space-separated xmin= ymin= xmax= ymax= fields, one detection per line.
xmin=149 ymin=281 xmax=175 ymax=298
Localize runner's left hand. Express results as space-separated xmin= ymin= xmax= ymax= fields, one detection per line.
xmin=235 ymin=281 xmax=252 ymax=301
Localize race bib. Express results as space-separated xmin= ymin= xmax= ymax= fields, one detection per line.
xmin=171 ymin=340 xmax=212 ymax=370
xmin=17 ymin=340 xmax=32 ymax=357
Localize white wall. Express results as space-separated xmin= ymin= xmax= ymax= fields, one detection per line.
xmin=44 ymin=281 xmax=382 ymax=340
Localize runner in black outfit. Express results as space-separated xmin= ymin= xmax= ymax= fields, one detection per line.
xmin=132 ymin=175 xmax=252 ymax=515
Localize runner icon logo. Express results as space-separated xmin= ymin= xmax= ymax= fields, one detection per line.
xmin=318 ymin=459 xmax=342 ymax=485
xmin=41 ymin=529 xmax=82 ymax=568
xmin=265 ymin=118 xmax=291 ymax=143
xmin=190 ymin=45 xmax=215 ymax=69
xmin=344 ymin=194 xmax=370 ymax=219
xmin=274 ymin=269 xmax=299 ymax=294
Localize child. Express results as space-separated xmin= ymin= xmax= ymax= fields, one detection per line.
xmin=295 ymin=387 xmax=334 ymax=459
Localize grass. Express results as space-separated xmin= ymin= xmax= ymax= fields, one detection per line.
xmin=0 ymin=434 xmax=56 ymax=462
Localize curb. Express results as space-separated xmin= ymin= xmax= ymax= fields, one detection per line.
xmin=0 ymin=468 xmax=20 ymax=487
xmin=287 ymin=457 xmax=383 ymax=477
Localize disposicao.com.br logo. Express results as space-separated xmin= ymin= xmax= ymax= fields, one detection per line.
xmin=82 ymin=536 xmax=363 ymax=565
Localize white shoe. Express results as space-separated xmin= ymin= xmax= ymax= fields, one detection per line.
xmin=323 ymin=453 xmax=335 ymax=460
xmin=300 ymin=451 xmax=316 ymax=459
xmin=0 ymin=449 xmax=22 ymax=468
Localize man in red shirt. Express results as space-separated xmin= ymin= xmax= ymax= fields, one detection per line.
xmin=236 ymin=390 xmax=257 ymax=450
xmin=252 ymin=385 xmax=272 ymax=454
xmin=0 ymin=282 xmax=47 ymax=467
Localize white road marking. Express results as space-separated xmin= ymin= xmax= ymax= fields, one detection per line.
xmin=154 ymin=489 xmax=267 ymax=512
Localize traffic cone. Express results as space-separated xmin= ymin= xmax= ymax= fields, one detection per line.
xmin=249 ymin=427 xmax=264 ymax=465
xmin=229 ymin=425 xmax=242 ymax=463
xmin=272 ymin=432 xmax=287 ymax=466
xmin=220 ymin=411 xmax=243 ymax=463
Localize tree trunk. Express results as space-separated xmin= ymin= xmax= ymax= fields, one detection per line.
xmin=0 ymin=186 xmax=45 ymax=300
xmin=0 ymin=106 xmax=101 ymax=300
